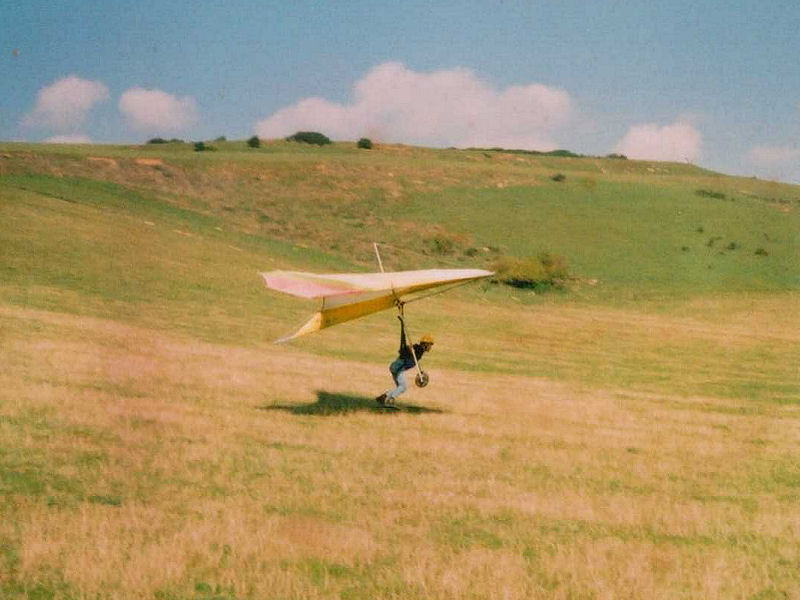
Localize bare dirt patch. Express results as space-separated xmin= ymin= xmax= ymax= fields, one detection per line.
xmin=87 ymin=156 xmax=119 ymax=168
xmin=134 ymin=158 xmax=164 ymax=167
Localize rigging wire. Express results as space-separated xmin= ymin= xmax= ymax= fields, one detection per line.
xmin=400 ymin=278 xmax=483 ymax=305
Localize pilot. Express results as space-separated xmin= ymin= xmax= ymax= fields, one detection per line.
xmin=376 ymin=316 xmax=434 ymax=405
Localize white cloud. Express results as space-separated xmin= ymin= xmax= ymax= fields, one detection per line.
xmin=255 ymin=62 xmax=573 ymax=149
xmin=747 ymin=145 xmax=800 ymax=166
xmin=44 ymin=134 xmax=92 ymax=144
xmin=614 ymin=120 xmax=702 ymax=162
xmin=23 ymin=75 xmax=109 ymax=131
xmin=119 ymin=88 xmax=198 ymax=132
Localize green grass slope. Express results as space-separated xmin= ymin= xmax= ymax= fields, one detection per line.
xmin=404 ymin=180 xmax=800 ymax=297
xmin=3 ymin=141 xmax=798 ymax=297
xmin=1 ymin=141 xmax=798 ymax=397
xmin=1 ymin=141 xmax=799 ymax=599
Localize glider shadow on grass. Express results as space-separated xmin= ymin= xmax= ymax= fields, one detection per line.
xmin=258 ymin=390 xmax=444 ymax=416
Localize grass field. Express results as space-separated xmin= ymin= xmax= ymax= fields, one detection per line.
xmin=1 ymin=142 xmax=799 ymax=599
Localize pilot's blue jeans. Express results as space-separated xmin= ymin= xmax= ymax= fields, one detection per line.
xmin=386 ymin=358 xmax=408 ymax=400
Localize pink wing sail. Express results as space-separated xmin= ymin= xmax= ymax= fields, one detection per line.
xmin=261 ymin=268 xmax=493 ymax=341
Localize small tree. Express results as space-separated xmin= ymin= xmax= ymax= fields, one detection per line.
xmin=194 ymin=141 xmax=215 ymax=152
xmin=285 ymin=131 xmax=332 ymax=146
xmin=247 ymin=135 xmax=261 ymax=148
xmin=357 ymin=137 xmax=373 ymax=149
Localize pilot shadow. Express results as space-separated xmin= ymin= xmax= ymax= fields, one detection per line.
xmin=258 ymin=390 xmax=445 ymax=416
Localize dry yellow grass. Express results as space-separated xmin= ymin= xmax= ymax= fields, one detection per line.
xmin=2 ymin=139 xmax=799 ymax=599
xmin=2 ymin=302 xmax=798 ymax=599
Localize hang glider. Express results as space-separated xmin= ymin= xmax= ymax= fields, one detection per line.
xmin=262 ymin=268 xmax=493 ymax=342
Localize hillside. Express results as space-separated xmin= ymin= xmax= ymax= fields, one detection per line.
xmin=1 ymin=141 xmax=799 ymax=599
xmin=3 ymin=141 xmax=798 ymax=294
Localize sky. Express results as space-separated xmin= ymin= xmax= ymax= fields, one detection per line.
xmin=2 ymin=0 xmax=800 ymax=182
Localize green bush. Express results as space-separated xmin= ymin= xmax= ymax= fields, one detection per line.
xmin=146 ymin=138 xmax=184 ymax=144
xmin=423 ymin=233 xmax=459 ymax=256
xmin=551 ymin=173 xmax=566 ymax=182
xmin=466 ymin=147 xmax=582 ymax=158
xmin=539 ymin=252 xmax=569 ymax=278
xmin=696 ymin=189 xmax=726 ymax=200
xmin=547 ymin=149 xmax=580 ymax=158
xmin=247 ymin=135 xmax=261 ymax=148
xmin=357 ymin=137 xmax=373 ymax=149
xmin=193 ymin=141 xmax=215 ymax=152
xmin=491 ymin=253 xmax=569 ymax=291
xmin=285 ymin=131 xmax=332 ymax=146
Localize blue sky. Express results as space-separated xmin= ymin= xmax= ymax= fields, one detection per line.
xmin=3 ymin=0 xmax=799 ymax=181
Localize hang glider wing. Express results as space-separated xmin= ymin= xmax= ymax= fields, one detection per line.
xmin=262 ymin=268 xmax=493 ymax=342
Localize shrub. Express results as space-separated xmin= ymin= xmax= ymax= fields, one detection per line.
xmin=696 ymin=189 xmax=726 ymax=200
xmin=606 ymin=153 xmax=628 ymax=159
xmin=193 ymin=141 xmax=215 ymax=152
xmin=547 ymin=149 xmax=580 ymax=157
xmin=214 ymin=136 xmax=227 ymax=142
xmin=357 ymin=137 xmax=373 ymax=149
xmin=491 ymin=253 xmax=569 ymax=291
xmin=147 ymin=137 xmax=168 ymax=144
xmin=755 ymin=247 xmax=769 ymax=256
xmin=551 ymin=173 xmax=566 ymax=182
xmin=285 ymin=131 xmax=332 ymax=146
xmin=247 ymin=135 xmax=261 ymax=148
xmin=539 ymin=252 xmax=569 ymax=279
xmin=467 ymin=147 xmax=581 ymax=157
xmin=421 ymin=230 xmax=470 ymax=256
xmin=424 ymin=235 xmax=456 ymax=256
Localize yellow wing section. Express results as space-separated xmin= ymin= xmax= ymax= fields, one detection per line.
xmin=261 ymin=268 xmax=493 ymax=342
